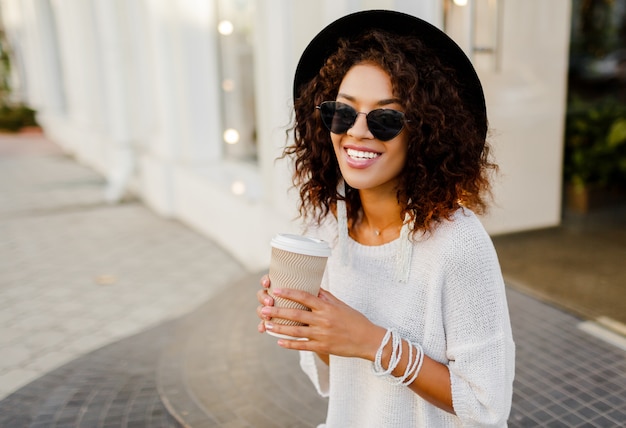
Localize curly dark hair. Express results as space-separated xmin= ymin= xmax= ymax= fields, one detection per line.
xmin=284 ymin=29 xmax=497 ymax=234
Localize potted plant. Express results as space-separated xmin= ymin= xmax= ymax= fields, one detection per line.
xmin=563 ymin=96 xmax=626 ymax=212
xmin=0 ymin=28 xmax=37 ymax=132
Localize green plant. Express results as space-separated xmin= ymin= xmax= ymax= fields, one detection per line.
xmin=564 ymin=96 xmax=626 ymax=189
xmin=0 ymin=105 xmax=37 ymax=131
xmin=0 ymin=28 xmax=38 ymax=132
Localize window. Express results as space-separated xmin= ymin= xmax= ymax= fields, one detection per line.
xmin=443 ymin=0 xmax=503 ymax=72
xmin=216 ymin=0 xmax=257 ymax=162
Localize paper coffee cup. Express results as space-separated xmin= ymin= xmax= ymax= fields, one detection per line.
xmin=266 ymin=234 xmax=331 ymax=335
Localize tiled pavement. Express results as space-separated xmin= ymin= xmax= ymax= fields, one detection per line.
xmin=157 ymin=274 xmax=626 ymax=428
xmin=492 ymin=206 xmax=626 ymax=326
xmin=0 ymin=132 xmax=245 ymax=426
xmin=0 ymin=319 xmax=182 ymax=428
xmin=1 ymin=132 xmax=625 ymax=427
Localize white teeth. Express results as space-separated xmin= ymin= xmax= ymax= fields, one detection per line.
xmin=346 ymin=148 xmax=380 ymax=159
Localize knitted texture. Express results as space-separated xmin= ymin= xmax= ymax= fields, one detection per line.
xmin=300 ymin=208 xmax=515 ymax=427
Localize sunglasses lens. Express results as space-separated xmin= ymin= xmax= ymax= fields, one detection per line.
xmin=319 ymin=102 xmax=356 ymax=134
xmin=317 ymin=101 xmax=406 ymax=141
xmin=367 ymin=110 xmax=406 ymax=141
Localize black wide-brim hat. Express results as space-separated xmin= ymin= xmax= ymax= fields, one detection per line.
xmin=293 ymin=9 xmax=487 ymax=139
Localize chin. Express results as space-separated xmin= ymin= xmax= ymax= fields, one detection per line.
xmin=341 ymin=176 xmax=385 ymax=192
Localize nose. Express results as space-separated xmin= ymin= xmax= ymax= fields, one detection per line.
xmin=347 ymin=112 xmax=374 ymax=139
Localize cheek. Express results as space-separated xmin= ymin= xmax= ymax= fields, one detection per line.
xmin=392 ymin=140 xmax=409 ymax=168
xmin=400 ymin=148 xmax=409 ymax=168
xmin=331 ymin=135 xmax=342 ymax=157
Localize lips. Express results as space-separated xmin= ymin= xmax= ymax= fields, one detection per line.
xmin=343 ymin=146 xmax=381 ymax=169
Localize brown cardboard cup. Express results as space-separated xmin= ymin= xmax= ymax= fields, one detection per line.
xmin=266 ymin=234 xmax=331 ymax=339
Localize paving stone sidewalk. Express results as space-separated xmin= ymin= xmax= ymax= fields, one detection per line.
xmin=0 ymin=132 xmax=245 ymax=400
xmin=0 ymin=319 xmax=182 ymax=428
xmin=156 ymin=273 xmax=626 ymax=428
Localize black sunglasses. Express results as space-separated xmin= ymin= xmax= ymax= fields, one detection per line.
xmin=316 ymin=101 xmax=408 ymax=141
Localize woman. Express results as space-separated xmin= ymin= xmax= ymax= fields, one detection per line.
xmin=256 ymin=10 xmax=515 ymax=427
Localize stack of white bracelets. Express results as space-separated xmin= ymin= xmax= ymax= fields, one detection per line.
xmin=372 ymin=328 xmax=424 ymax=386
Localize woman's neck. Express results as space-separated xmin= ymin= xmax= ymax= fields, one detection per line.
xmin=350 ymin=188 xmax=405 ymax=245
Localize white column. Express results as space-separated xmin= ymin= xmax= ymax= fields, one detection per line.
xmin=47 ymin=0 xmax=107 ymax=164
xmin=140 ymin=0 xmax=223 ymax=216
xmin=140 ymin=0 xmax=187 ymax=216
xmin=395 ymin=0 xmax=442 ymax=25
xmin=254 ymin=0 xmax=297 ymax=213
xmin=50 ymin=0 xmax=101 ymax=129
xmin=143 ymin=0 xmax=222 ymax=164
xmin=176 ymin=0 xmax=222 ymax=165
xmin=143 ymin=0 xmax=181 ymax=163
xmin=92 ymin=0 xmax=136 ymax=203
xmin=28 ymin=0 xmax=65 ymax=113
xmin=123 ymin=0 xmax=156 ymax=149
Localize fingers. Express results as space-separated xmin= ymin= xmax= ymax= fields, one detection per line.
xmin=257 ymin=275 xmax=274 ymax=334
xmin=257 ymin=288 xmax=273 ymax=306
xmin=257 ymin=276 xmax=325 ymax=341
xmin=261 ymin=305 xmax=315 ymax=326
xmin=264 ymin=321 xmax=307 ymax=338
xmin=264 ymin=323 xmax=322 ymax=352
xmin=257 ymin=288 xmax=320 ymax=329
xmin=260 ymin=274 xmax=270 ymax=289
xmin=257 ymin=303 xmax=271 ymax=320
xmin=271 ymin=287 xmax=320 ymax=310
xmin=257 ymin=274 xmax=273 ymax=306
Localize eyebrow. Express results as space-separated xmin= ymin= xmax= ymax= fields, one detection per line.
xmin=337 ymin=93 xmax=401 ymax=107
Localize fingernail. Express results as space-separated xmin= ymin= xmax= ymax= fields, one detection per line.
xmin=261 ymin=307 xmax=271 ymax=316
xmin=264 ymin=297 xmax=272 ymax=305
xmin=265 ymin=322 xmax=274 ymax=330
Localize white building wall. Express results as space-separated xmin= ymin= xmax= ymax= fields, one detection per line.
xmin=477 ymin=0 xmax=571 ymax=234
xmin=0 ymin=0 xmax=571 ymax=271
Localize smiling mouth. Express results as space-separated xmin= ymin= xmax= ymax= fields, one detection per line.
xmin=346 ymin=148 xmax=381 ymax=160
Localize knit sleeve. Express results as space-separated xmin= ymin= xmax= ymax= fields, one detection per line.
xmin=298 ymin=217 xmax=334 ymax=398
xmin=442 ymin=217 xmax=515 ymax=427
xmin=298 ymin=268 xmax=331 ymax=398
xmin=299 ymin=351 xmax=330 ymax=397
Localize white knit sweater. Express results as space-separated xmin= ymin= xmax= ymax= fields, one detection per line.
xmin=300 ymin=208 xmax=515 ymax=427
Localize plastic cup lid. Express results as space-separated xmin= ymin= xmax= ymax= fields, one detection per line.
xmin=271 ymin=234 xmax=331 ymax=257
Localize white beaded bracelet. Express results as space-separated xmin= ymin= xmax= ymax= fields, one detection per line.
xmin=373 ymin=328 xmax=392 ymax=375
xmin=374 ymin=329 xmax=401 ymax=379
xmin=406 ymin=342 xmax=425 ymax=385
xmin=396 ymin=342 xmax=424 ymax=386
xmin=389 ymin=340 xmax=420 ymax=385
xmin=372 ymin=328 xmax=425 ymax=386
xmin=373 ymin=328 xmax=402 ymax=376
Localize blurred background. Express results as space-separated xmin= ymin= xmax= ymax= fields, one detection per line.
xmin=4 ymin=0 xmax=622 ymax=270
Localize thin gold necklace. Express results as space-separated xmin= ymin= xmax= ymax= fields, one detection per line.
xmin=367 ymin=218 xmax=403 ymax=236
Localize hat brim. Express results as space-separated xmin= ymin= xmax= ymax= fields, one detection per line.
xmin=293 ymin=9 xmax=486 ymax=138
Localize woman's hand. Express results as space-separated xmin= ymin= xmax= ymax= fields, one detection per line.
xmin=255 ymin=274 xmax=274 ymax=333
xmin=260 ymin=286 xmax=385 ymax=361
xmin=256 ymin=278 xmax=454 ymax=412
